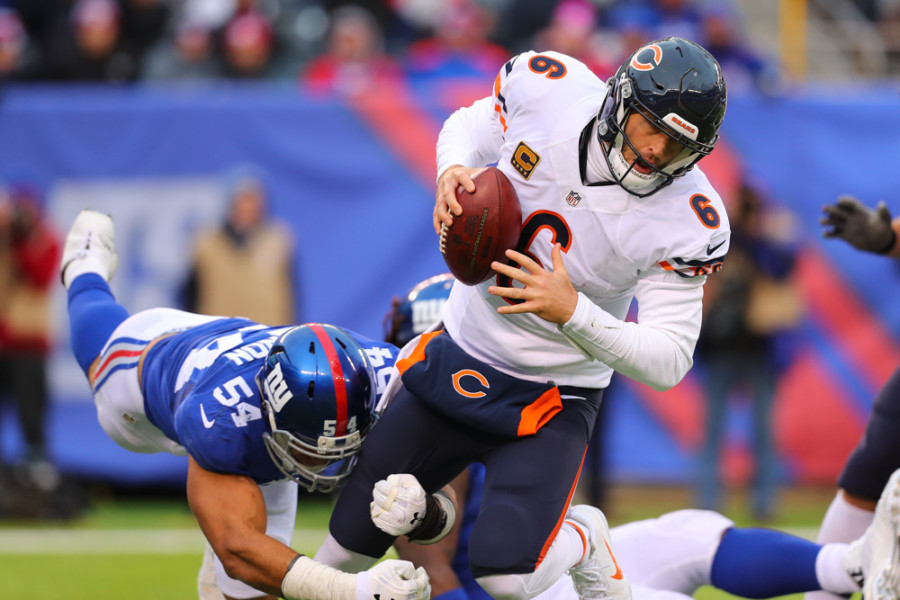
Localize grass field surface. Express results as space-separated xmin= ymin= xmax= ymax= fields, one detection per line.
xmin=0 ymin=484 xmax=840 ymax=600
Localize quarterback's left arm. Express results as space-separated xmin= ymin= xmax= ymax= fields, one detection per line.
xmin=558 ymin=273 xmax=703 ymax=391
xmin=490 ymin=244 xmax=703 ymax=391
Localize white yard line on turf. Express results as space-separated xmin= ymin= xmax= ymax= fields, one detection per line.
xmin=0 ymin=526 xmax=820 ymax=555
xmin=0 ymin=528 xmax=329 ymax=555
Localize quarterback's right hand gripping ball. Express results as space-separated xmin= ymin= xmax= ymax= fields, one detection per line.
xmin=356 ymin=560 xmax=431 ymax=600
xmin=370 ymin=473 xmax=427 ymax=536
xmin=440 ymin=166 xmax=522 ymax=285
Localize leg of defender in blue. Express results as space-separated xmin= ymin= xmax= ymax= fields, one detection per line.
xmin=67 ymin=273 xmax=129 ymax=378
xmin=711 ymin=526 xmax=862 ymax=598
xmin=60 ymin=209 xmax=124 ymax=379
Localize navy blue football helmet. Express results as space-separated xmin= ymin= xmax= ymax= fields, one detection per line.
xmin=596 ymin=37 xmax=727 ymax=197
xmin=256 ymin=324 xmax=376 ymax=492
xmin=385 ymin=273 xmax=454 ymax=347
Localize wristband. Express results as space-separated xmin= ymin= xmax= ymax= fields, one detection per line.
xmin=408 ymin=489 xmax=456 ymax=545
xmin=281 ymin=555 xmax=357 ymax=600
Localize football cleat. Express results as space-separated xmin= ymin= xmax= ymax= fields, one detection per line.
xmin=856 ymin=468 xmax=900 ymax=600
xmin=566 ymin=504 xmax=632 ymax=600
xmin=60 ymin=209 xmax=119 ymax=288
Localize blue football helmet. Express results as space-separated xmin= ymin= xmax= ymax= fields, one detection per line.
xmin=256 ymin=324 xmax=376 ymax=492
xmin=596 ymin=37 xmax=727 ymax=197
xmin=385 ymin=273 xmax=454 ymax=347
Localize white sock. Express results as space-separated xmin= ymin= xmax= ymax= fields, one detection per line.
xmin=816 ymin=491 xmax=875 ymax=544
xmin=815 ymin=543 xmax=858 ymax=595
xmin=63 ymin=255 xmax=107 ymax=289
xmin=476 ymin=521 xmax=585 ymax=600
xmin=804 ymin=492 xmax=874 ymax=600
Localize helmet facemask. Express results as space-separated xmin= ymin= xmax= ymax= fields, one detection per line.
xmin=596 ymin=38 xmax=726 ymax=197
xmin=598 ymin=73 xmax=713 ymax=198
xmin=255 ymin=325 xmax=376 ymax=493
xmin=257 ymin=366 xmax=368 ymax=493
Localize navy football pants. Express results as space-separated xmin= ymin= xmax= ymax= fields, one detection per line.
xmin=329 ymin=383 xmax=602 ymax=576
xmin=839 ymin=364 xmax=900 ymax=500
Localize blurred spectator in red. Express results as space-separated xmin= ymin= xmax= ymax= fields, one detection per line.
xmin=700 ymin=4 xmax=781 ymax=95
xmin=144 ymin=15 xmax=219 ymax=81
xmin=531 ymin=0 xmax=616 ymax=79
xmin=403 ymin=0 xmax=508 ymax=83
xmin=218 ymin=7 xmax=277 ymax=78
xmin=302 ymin=5 xmax=402 ymax=95
xmin=0 ymin=182 xmax=61 ymax=501
xmin=46 ymin=0 xmax=138 ymax=82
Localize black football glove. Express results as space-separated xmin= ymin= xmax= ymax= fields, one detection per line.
xmin=820 ymin=195 xmax=896 ymax=254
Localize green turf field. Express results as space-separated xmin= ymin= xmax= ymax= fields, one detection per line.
xmin=0 ymin=484 xmax=842 ymax=600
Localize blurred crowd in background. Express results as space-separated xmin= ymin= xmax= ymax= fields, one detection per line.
xmin=1 ymin=0 xmax=897 ymax=90
xmin=0 ymin=0 xmax=786 ymax=91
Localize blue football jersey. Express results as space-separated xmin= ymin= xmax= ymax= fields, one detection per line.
xmin=141 ymin=318 xmax=398 ymax=484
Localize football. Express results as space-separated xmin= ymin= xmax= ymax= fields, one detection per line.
xmin=439 ymin=167 xmax=522 ymax=285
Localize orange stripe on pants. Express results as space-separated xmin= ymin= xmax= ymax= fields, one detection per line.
xmin=534 ymin=448 xmax=588 ymax=568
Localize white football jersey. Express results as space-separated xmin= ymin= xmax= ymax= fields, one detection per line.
xmin=438 ymin=51 xmax=730 ymax=389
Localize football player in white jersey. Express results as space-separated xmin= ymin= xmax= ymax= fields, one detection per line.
xmin=60 ymin=210 xmax=429 ymax=600
xmin=314 ymin=37 xmax=728 ymax=600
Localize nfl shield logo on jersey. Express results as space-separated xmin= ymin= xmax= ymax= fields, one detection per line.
xmin=565 ymin=190 xmax=582 ymax=207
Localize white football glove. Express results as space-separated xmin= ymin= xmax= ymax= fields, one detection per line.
xmin=370 ymin=473 xmax=427 ymax=536
xmin=355 ymin=559 xmax=430 ymax=600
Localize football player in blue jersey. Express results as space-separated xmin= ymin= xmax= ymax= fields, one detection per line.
xmin=60 ymin=210 xmax=430 ymax=600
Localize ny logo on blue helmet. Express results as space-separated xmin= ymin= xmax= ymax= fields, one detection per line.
xmin=257 ymin=323 xmax=376 ymax=492
xmin=385 ymin=273 xmax=455 ymax=348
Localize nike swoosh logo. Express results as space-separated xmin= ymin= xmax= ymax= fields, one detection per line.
xmin=707 ymin=240 xmax=726 ymax=255
xmin=200 ymin=405 xmax=215 ymax=429
xmin=603 ymin=537 xmax=624 ymax=580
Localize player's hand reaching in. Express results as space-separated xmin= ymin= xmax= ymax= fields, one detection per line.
xmin=434 ymin=165 xmax=484 ymax=234
xmin=821 ymin=195 xmax=897 ymax=254
xmin=489 ymin=243 xmax=579 ymax=325
xmin=370 ymin=474 xmax=427 ymax=536
xmin=355 ymin=559 xmax=430 ymax=600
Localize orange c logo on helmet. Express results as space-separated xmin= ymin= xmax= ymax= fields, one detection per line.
xmin=631 ymin=44 xmax=663 ymax=71
xmin=452 ymin=370 xmax=490 ymax=398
